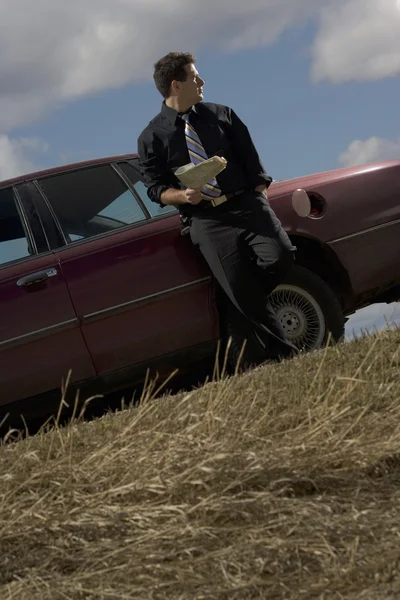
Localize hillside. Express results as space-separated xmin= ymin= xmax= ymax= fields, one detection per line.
xmin=1 ymin=328 xmax=400 ymax=599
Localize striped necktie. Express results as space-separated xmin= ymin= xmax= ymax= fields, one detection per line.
xmin=182 ymin=112 xmax=221 ymax=201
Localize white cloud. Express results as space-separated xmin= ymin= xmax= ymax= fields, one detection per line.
xmin=0 ymin=0 xmax=399 ymax=136
xmin=312 ymin=0 xmax=400 ymax=83
xmin=338 ymin=136 xmax=400 ymax=167
xmin=0 ymin=135 xmax=48 ymax=181
xmin=0 ymin=0 xmax=323 ymax=133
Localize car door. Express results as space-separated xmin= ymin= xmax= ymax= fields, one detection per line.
xmin=35 ymin=162 xmax=217 ymax=377
xmin=0 ymin=184 xmax=96 ymax=412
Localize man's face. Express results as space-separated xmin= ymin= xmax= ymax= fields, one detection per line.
xmin=177 ymin=63 xmax=205 ymax=106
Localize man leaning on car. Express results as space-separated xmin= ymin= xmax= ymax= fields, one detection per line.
xmin=137 ymin=51 xmax=298 ymax=363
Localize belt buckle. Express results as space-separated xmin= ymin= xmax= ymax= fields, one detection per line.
xmin=211 ymin=194 xmax=228 ymax=207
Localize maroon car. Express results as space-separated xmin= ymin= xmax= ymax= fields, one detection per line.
xmin=1 ymin=155 xmax=399 ymax=423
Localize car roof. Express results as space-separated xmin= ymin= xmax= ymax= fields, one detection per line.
xmin=0 ymin=153 xmax=139 ymax=189
xmin=2 ymin=153 xmax=399 ymax=192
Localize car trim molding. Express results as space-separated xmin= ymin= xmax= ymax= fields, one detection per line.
xmin=1 ymin=278 xmax=212 ymax=350
xmin=33 ymin=180 xmax=69 ymax=247
xmin=0 ymin=318 xmax=79 ymax=351
xmin=329 ymin=217 xmax=400 ymax=244
xmin=13 ymin=186 xmax=38 ymax=256
xmin=82 ymin=277 xmax=212 ymax=323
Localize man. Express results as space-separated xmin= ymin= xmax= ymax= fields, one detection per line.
xmin=137 ymin=51 xmax=298 ymax=362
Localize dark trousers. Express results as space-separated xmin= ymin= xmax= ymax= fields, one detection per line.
xmin=189 ymin=191 xmax=298 ymax=358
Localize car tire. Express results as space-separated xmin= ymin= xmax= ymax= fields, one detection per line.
xmin=219 ymin=265 xmax=345 ymax=372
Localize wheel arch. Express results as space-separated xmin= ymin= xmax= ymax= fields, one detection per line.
xmin=289 ymin=234 xmax=353 ymax=309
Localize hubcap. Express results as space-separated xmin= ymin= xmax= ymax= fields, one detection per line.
xmin=268 ymin=284 xmax=326 ymax=351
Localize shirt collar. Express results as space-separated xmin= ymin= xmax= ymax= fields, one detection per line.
xmin=161 ymin=101 xmax=200 ymax=124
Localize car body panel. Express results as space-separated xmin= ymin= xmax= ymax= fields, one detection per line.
xmin=267 ymin=160 xmax=400 ymax=295
xmin=328 ymin=220 xmax=399 ymax=294
xmin=268 ymin=160 xmax=400 ymax=241
xmin=0 ymin=253 xmax=96 ymax=406
xmin=54 ymin=215 xmax=217 ymax=375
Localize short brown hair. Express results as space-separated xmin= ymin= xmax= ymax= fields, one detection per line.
xmin=153 ymin=52 xmax=196 ymax=98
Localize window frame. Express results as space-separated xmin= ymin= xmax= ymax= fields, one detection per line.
xmin=121 ymin=159 xmax=179 ymax=222
xmin=0 ymin=184 xmax=49 ymax=271
xmin=112 ymin=163 xmax=151 ymax=219
xmin=16 ymin=182 xmax=52 ymax=254
xmin=14 ymin=186 xmax=37 ymax=256
xmin=33 ymin=162 xmax=151 ymax=251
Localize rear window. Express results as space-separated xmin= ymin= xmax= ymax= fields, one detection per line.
xmin=38 ymin=165 xmax=147 ymax=243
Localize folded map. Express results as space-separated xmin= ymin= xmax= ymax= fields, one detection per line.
xmin=175 ymin=156 xmax=227 ymax=188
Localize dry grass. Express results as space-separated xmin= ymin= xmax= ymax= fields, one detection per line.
xmin=1 ymin=328 xmax=400 ymax=599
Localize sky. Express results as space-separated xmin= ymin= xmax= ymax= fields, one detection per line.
xmin=0 ymin=0 xmax=399 ymax=338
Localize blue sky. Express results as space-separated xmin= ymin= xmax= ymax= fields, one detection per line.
xmin=8 ymin=26 xmax=400 ymax=182
xmin=1 ymin=0 xmax=399 ymax=337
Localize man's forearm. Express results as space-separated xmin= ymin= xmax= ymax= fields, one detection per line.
xmin=160 ymin=187 xmax=189 ymax=206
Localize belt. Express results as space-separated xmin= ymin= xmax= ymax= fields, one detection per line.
xmin=207 ymin=189 xmax=245 ymax=208
xmin=180 ymin=188 xmax=246 ymax=234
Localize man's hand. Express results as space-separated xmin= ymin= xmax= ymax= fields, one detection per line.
xmin=160 ymin=187 xmax=203 ymax=206
xmin=184 ymin=187 xmax=203 ymax=205
xmin=255 ymin=184 xmax=267 ymax=197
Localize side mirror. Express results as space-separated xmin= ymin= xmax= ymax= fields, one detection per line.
xmin=292 ymin=189 xmax=311 ymax=217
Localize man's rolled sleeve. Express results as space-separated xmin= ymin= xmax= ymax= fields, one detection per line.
xmin=137 ymin=130 xmax=170 ymax=206
xmin=229 ymin=108 xmax=273 ymax=190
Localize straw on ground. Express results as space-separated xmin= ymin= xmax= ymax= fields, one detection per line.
xmin=1 ymin=328 xmax=400 ymax=599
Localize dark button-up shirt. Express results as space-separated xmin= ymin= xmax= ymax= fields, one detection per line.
xmin=137 ymin=101 xmax=273 ymax=215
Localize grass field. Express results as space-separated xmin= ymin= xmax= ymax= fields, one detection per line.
xmin=1 ymin=328 xmax=400 ymax=599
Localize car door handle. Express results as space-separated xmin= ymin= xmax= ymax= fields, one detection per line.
xmin=17 ymin=268 xmax=58 ymax=287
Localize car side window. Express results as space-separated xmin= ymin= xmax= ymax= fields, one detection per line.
xmin=38 ymin=165 xmax=147 ymax=243
xmin=0 ymin=188 xmax=32 ymax=266
xmin=117 ymin=162 xmax=177 ymax=218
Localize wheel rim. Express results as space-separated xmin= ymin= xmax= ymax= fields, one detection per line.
xmin=268 ymin=284 xmax=326 ymax=351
